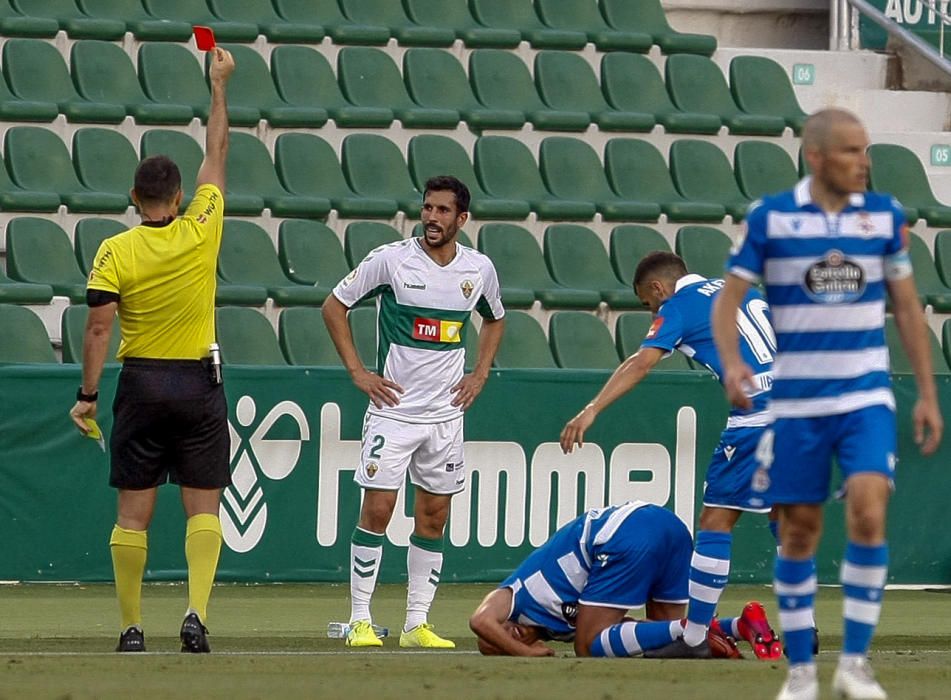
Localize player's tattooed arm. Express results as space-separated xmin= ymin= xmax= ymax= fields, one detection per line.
xmin=470 ymin=589 xmax=555 ymax=657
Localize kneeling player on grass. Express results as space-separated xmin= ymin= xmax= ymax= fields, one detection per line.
xmin=469 ymin=501 xmax=764 ymax=658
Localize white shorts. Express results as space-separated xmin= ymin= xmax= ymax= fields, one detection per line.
xmin=355 ymin=413 xmax=465 ymax=495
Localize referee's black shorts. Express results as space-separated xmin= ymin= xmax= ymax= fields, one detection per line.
xmin=109 ymin=358 xmax=231 ymax=490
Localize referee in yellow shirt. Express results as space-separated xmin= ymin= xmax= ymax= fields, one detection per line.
xmin=69 ymin=47 xmax=235 ymax=653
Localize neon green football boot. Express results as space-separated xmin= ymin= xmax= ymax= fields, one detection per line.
xmin=399 ymin=623 xmax=455 ymax=649
xmin=346 ymin=620 xmax=383 ymax=648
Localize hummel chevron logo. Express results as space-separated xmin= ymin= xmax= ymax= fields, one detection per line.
xmin=428 ymin=568 xmax=440 ymax=587
xmin=353 ymin=557 xmax=377 ymax=579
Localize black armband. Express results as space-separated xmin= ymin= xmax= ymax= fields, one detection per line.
xmin=87 ymin=289 xmax=120 ymax=307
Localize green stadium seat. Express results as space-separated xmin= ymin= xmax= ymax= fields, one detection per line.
xmin=886 ymin=316 xmax=948 ymax=374
xmin=338 ymin=48 xmax=459 ymax=128
xmin=344 ymin=222 xmax=403 ymax=268
xmin=604 ymin=138 xmax=726 ymax=222
xmin=5 ymin=217 xmax=89 ymax=301
xmin=0 ymin=70 xmax=58 ymax=122
xmin=403 ymin=0 xmax=520 ymax=48
xmin=666 ymin=55 xmax=787 ymax=136
xmin=478 ymin=223 xmax=600 ymax=309
xmin=270 ymin=46 xmax=393 ymax=128
xmin=205 ymin=0 xmax=324 ymax=43
xmin=226 ymin=132 xmax=331 ymax=218
xmin=470 ymin=0 xmax=586 ymax=49
xmin=72 ymin=128 xmax=137 ymax=207
xmin=13 ymin=0 xmax=125 ymax=40
xmin=539 ymin=137 xmax=661 ymax=221
xmin=610 ymin=225 xmax=672 ymax=289
xmin=600 ymin=53 xmax=721 ymax=135
xmin=2 ymin=39 xmax=125 ymax=124
xmin=342 ymin=134 xmax=422 ymax=215
xmin=218 ymin=220 xmax=326 ymax=306
xmin=535 ymin=0 xmax=652 ymax=52
xmin=71 ymin=41 xmax=194 ymax=125
xmin=410 ymin=223 xmax=474 ymax=249
xmin=0 ymin=270 xmax=54 ymax=303
xmin=277 ymin=220 xmax=349 ymax=301
xmin=549 ymin=311 xmax=619 ymax=369
xmin=674 ymin=226 xmax=733 ymax=280
xmin=273 ymin=0 xmax=389 ymax=45
xmin=0 ymin=0 xmax=59 ymax=37
xmin=339 ymin=0 xmax=454 ymax=46
xmin=5 ymin=127 xmax=129 ymax=213
xmin=0 ymin=305 xmax=57 ymax=363
xmin=140 ymin=0 xmax=259 ymax=42
xmin=730 ymin=56 xmax=808 ymax=134
xmin=278 ymin=307 xmax=343 ymax=367
xmin=274 ymin=133 xmax=398 ymax=219
xmin=137 ymin=44 xmax=213 ymax=124
xmin=348 ymin=306 xmax=378 ymax=369
xmin=407 ymin=134 xmax=530 ymax=219
xmin=403 ymin=49 xmax=525 ymax=130
xmin=493 ymin=310 xmax=557 ymax=368
xmin=469 ymin=50 xmax=590 ymax=132
xmin=733 ymin=141 xmax=800 ymax=201
xmin=534 ymin=52 xmax=654 ymax=132
xmin=74 ymin=217 xmax=127 ymax=276
xmin=215 ymin=307 xmax=287 ymax=365
xmin=868 ymin=144 xmax=951 ymax=227
xmin=474 ymin=136 xmax=596 ymax=220
xmin=615 ymin=312 xmax=695 ymax=369
xmin=61 ymin=304 xmax=121 ymax=364
xmin=599 ymin=0 xmax=717 ymax=55
xmin=933 ymin=230 xmax=951 ymax=286
xmin=544 ymin=225 xmax=640 ymax=309
xmin=669 ymin=140 xmax=751 ymax=221
xmin=909 ymin=233 xmax=951 ymax=311
xmin=215 ymin=276 xmax=268 ymax=307
xmin=0 ymin=156 xmax=61 ymax=212
xmin=139 ymin=129 xmax=202 ymax=204
xmin=220 ymin=44 xmax=327 ymax=128
xmin=78 ymin=0 xmax=192 ymax=41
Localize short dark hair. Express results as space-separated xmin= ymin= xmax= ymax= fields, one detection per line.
xmin=133 ymin=155 xmax=182 ymax=205
xmin=633 ymin=251 xmax=688 ymax=287
xmin=424 ymin=175 xmax=470 ymax=214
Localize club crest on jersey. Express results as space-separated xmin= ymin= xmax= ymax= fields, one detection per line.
xmin=365 ymin=462 xmax=379 ymax=478
xmin=803 ymin=249 xmax=866 ymax=304
xmin=460 ymin=279 xmax=474 ymax=299
xmin=646 ymin=317 xmax=663 ymax=338
xmin=413 ymin=317 xmax=463 ymax=343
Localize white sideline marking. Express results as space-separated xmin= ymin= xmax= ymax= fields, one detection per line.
xmin=0 ymin=650 xmax=481 ymax=657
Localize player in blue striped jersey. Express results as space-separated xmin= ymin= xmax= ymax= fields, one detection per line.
xmin=713 ymin=108 xmax=942 ymax=700
xmin=560 ymin=252 xmax=782 ymax=660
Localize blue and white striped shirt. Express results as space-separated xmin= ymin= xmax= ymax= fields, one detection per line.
xmin=728 ymin=178 xmax=911 ymax=418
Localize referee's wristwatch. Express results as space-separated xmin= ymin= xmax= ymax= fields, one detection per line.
xmin=76 ymin=387 xmax=99 ymax=402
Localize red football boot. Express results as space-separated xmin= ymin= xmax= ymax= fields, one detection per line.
xmin=736 ymin=601 xmax=783 ymax=660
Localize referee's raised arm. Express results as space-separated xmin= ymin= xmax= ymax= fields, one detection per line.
xmin=196 ymin=47 xmax=234 ymax=193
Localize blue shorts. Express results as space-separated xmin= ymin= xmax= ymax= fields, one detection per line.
xmin=703 ymin=424 xmax=771 ymax=513
xmin=752 ymin=404 xmax=897 ymax=506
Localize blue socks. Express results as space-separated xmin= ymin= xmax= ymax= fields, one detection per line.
xmin=774 ymin=556 xmax=817 ymax=664
xmin=682 ymin=530 xmax=732 ymax=646
xmin=589 ymin=620 xmax=681 ymax=657
xmin=841 ymin=541 xmax=888 ymax=655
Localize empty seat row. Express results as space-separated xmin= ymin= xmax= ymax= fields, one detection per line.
xmin=0 ymin=0 xmax=715 ymax=54
xmin=0 ymin=40 xmax=801 ymax=135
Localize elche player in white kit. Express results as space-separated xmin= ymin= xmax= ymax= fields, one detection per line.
xmin=323 ymin=175 xmax=505 ymax=649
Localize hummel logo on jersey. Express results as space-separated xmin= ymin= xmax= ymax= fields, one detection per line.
xmin=403 ymin=281 xmax=426 ymax=290
xmin=724 ymin=445 xmax=736 ymax=461
xmin=413 ymin=317 xmax=463 ymax=343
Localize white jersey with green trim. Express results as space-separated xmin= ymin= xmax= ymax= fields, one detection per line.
xmin=332 ymin=238 xmax=505 ymax=424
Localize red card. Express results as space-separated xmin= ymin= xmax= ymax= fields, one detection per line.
xmin=193 ymin=25 xmax=216 ymax=51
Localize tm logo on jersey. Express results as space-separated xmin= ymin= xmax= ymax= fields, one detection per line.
xmin=804 ymin=249 xmax=866 ymax=304
xmin=220 ymin=396 xmax=310 ymax=553
xmin=413 ymin=317 xmax=463 ymax=343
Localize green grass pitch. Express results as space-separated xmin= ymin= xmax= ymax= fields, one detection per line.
xmin=0 ymin=583 xmax=949 ymax=699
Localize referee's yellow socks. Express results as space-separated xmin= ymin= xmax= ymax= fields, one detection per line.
xmin=185 ymin=514 xmax=222 ymax=622
xmin=109 ymin=525 xmax=148 ymax=630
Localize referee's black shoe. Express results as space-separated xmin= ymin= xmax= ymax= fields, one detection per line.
xmin=116 ymin=625 xmax=145 ymax=652
xmin=180 ymin=612 xmax=211 ymax=653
